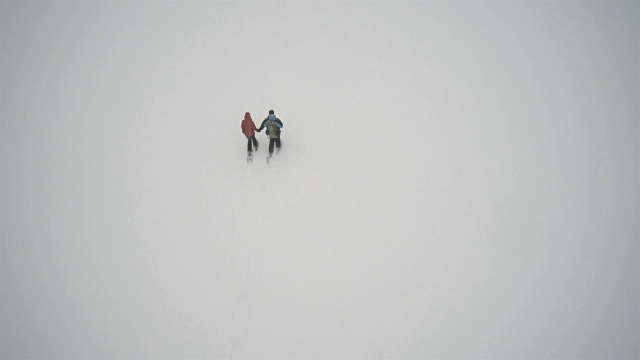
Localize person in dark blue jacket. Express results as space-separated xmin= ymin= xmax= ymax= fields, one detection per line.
xmin=257 ymin=109 xmax=284 ymax=156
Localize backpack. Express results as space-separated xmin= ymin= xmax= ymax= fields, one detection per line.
xmin=266 ymin=120 xmax=279 ymax=139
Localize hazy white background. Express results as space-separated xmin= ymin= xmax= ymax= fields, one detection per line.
xmin=1 ymin=1 xmax=638 ymax=359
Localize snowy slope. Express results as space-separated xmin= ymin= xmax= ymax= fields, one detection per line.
xmin=2 ymin=2 xmax=638 ymax=359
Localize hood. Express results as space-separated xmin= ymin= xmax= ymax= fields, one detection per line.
xmin=244 ymin=112 xmax=252 ymax=121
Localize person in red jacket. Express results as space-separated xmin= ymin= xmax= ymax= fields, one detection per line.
xmin=241 ymin=112 xmax=260 ymax=156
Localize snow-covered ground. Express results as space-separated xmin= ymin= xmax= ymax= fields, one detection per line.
xmin=2 ymin=2 xmax=638 ymax=359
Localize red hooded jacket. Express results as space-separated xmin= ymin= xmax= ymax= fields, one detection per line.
xmin=241 ymin=112 xmax=259 ymax=137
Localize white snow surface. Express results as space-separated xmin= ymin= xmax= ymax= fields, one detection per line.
xmin=2 ymin=2 xmax=638 ymax=359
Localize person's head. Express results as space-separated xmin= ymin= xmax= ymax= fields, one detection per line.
xmin=269 ymin=109 xmax=275 ymax=115
xmin=245 ymin=112 xmax=251 ymax=120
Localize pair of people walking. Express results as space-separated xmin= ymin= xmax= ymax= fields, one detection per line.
xmin=241 ymin=109 xmax=284 ymax=158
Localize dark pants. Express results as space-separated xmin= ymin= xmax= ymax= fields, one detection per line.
xmin=246 ymin=136 xmax=258 ymax=153
xmin=268 ymin=137 xmax=281 ymax=155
